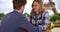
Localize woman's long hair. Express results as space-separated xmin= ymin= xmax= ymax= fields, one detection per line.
xmin=31 ymin=0 xmax=45 ymax=14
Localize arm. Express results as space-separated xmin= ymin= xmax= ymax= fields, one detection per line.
xmin=18 ymin=15 xmax=38 ymax=32
xmin=43 ymin=11 xmax=49 ymax=30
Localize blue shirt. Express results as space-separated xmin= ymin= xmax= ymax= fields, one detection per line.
xmin=0 ymin=10 xmax=38 ymax=32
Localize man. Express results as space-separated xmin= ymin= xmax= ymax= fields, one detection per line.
xmin=0 ymin=0 xmax=38 ymax=32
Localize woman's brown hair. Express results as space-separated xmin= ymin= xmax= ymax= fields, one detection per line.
xmin=31 ymin=0 xmax=45 ymax=14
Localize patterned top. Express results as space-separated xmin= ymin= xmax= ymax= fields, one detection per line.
xmin=30 ymin=11 xmax=49 ymax=30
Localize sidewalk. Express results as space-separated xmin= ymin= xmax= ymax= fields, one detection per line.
xmin=51 ymin=28 xmax=60 ymax=32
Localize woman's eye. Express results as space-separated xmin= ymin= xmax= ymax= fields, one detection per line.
xmin=35 ymin=5 xmax=37 ymax=6
xmin=32 ymin=4 xmax=37 ymax=7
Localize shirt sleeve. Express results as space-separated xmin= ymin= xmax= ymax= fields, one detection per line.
xmin=43 ymin=11 xmax=49 ymax=30
xmin=17 ymin=15 xmax=38 ymax=32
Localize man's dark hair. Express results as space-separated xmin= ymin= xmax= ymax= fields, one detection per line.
xmin=13 ymin=0 xmax=27 ymax=10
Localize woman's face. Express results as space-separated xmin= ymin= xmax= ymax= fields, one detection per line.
xmin=32 ymin=2 xmax=41 ymax=13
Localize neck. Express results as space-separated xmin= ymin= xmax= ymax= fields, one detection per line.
xmin=15 ymin=9 xmax=23 ymax=14
xmin=35 ymin=12 xmax=40 ymax=16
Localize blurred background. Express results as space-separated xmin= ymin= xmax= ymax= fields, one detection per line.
xmin=0 ymin=0 xmax=60 ymax=32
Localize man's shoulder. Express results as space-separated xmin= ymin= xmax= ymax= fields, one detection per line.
xmin=6 ymin=11 xmax=17 ymax=15
xmin=2 ymin=11 xmax=19 ymax=20
xmin=3 ymin=11 xmax=15 ymax=18
xmin=3 ymin=11 xmax=27 ymax=20
xmin=5 ymin=11 xmax=21 ymax=17
xmin=5 ymin=11 xmax=25 ymax=19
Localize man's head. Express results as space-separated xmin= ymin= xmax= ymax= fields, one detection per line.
xmin=13 ymin=0 xmax=27 ymax=13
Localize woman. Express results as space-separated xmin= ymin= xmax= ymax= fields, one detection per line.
xmin=30 ymin=0 xmax=49 ymax=32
